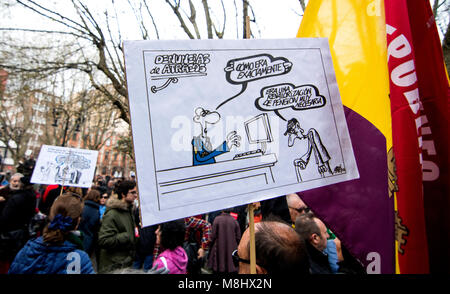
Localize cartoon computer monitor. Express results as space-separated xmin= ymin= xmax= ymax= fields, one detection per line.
xmin=234 ymin=113 xmax=273 ymax=159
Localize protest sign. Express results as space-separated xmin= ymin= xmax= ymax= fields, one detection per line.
xmin=31 ymin=145 xmax=98 ymax=188
xmin=124 ymin=38 xmax=359 ymax=226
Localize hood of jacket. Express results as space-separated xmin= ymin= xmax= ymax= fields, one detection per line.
xmin=105 ymin=194 xmax=131 ymax=211
xmin=8 ymin=235 xmax=95 ymax=274
xmin=8 ymin=236 xmax=79 ymax=274
xmin=84 ymin=199 xmax=100 ymax=209
xmin=157 ymin=246 xmax=188 ymax=274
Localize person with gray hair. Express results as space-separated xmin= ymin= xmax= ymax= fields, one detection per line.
xmin=0 ymin=173 xmax=24 ymax=213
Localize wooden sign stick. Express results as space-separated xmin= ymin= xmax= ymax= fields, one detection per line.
xmin=244 ymin=15 xmax=257 ymax=275
xmin=59 ymin=150 xmax=72 ymax=197
xmin=248 ymin=203 xmax=257 ymax=274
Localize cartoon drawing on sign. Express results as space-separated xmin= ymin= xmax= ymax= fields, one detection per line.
xmin=150 ymin=53 xmax=210 ymax=93
xmin=39 ymin=161 xmax=55 ymax=181
xmin=255 ymin=83 xmax=326 ymax=121
xmin=192 ymin=107 xmax=241 ymax=166
xmin=125 ymin=38 xmax=360 ymax=226
xmin=284 ymin=118 xmax=332 ymax=182
xmin=31 ymin=145 xmax=98 ymax=189
xmin=54 ymin=153 xmax=91 ymax=184
xmin=218 ymin=54 xmax=293 ymax=109
xmin=233 ymin=113 xmax=274 ymax=159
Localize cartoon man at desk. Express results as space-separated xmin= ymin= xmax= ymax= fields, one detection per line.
xmin=192 ymin=107 xmax=241 ymax=166
xmin=284 ymin=118 xmax=332 ymax=179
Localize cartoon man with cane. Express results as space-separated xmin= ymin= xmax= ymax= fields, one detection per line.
xmin=284 ymin=118 xmax=332 ymax=179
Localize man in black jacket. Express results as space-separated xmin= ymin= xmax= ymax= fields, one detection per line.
xmin=0 ymin=176 xmax=36 ymax=273
xmin=295 ymin=211 xmax=333 ymax=274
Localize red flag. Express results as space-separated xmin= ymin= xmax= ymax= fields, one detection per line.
xmin=385 ymin=0 xmax=450 ymax=273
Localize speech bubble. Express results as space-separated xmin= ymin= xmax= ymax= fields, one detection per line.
xmin=255 ymin=83 xmax=326 ymax=121
xmin=216 ymin=54 xmax=293 ymax=109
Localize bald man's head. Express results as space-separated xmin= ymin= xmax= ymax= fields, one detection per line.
xmin=237 ymin=221 xmax=309 ymax=274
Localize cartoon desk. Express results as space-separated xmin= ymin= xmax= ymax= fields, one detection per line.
xmin=156 ymin=153 xmax=277 ymax=210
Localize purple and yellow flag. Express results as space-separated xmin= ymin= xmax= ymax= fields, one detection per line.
xmin=297 ymin=0 xmax=396 ymax=273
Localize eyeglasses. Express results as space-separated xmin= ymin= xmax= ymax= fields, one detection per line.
xmin=232 ymin=249 xmax=250 ymax=267
xmin=101 ymin=195 xmax=109 ymax=199
xmin=290 ymin=206 xmax=311 ymax=214
xmin=128 ymin=190 xmax=137 ymax=195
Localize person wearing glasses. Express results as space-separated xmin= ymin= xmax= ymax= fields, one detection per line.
xmin=286 ymin=193 xmax=311 ymax=227
xmin=288 ymin=193 xmax=343 ymax=274
xmin=97 ymin=180 xmax=138 ymax=273
xmin=8 ymin=192 xmax=95 ymax=274
xmin=97 ymin=186 xmax=109 ymax=220
xmin=234 ymin=220 xmax=309 ymax=275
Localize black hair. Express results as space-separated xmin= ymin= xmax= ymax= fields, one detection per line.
xmin=295 ymin=211 xmax=320 ymax=242
xmin=284 ymin=118 xmax=300 ymax=136
xmin=160 ymin=219 xmax=186 ymax=250
xmin=253 ymin=221 xmax=309 ymax=275
xmin=115 ymin=180 xmax=136 ymax=199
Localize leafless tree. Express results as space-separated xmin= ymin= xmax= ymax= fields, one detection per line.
xmin=433 ymin=0 xmax=450 ymax=72
xmin=1 ymin=0 xmax=258 ymax=127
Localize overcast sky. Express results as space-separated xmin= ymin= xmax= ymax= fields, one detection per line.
xmin=1 ymin=0 xmax=303 ymax=40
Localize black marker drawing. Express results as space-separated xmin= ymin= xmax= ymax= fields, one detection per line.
xmin=31 ymin=145 xmax=99 ymax=188
xmin=284 ymin=118 xmax=333 ymax=182
xmin=334 ymin=164 xmax=346 ymax=174
xmin=150 ymin=53 xmax=210 ymax=93
xmin=52 ymin=153 xmax=91 ymax=184
xmin=125 ymin=39 xmax=361 ymax=226
xmin=39 ymin=162 xmax=55 ymax=181
xmin=155 ymin=112 xmax=278 ymax=206
xmin=151 ymin=77 xmax=178 ymax=93
xmin=192 ymin=107 xmax=241 ymax=166
xmin=234 ymin=113 xmax=273 ymax=159
xmin=217 ymin=54 xmax=293 ymax=109
xmin=255 ymin=83 xmax=326 ymax=121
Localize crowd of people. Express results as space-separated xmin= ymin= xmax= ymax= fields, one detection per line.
xmin=0 ymin=170 xmax=366 ymax=274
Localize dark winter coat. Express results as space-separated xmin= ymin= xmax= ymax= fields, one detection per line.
xmin=0 ymin=186 xmax=13 ymax=213
xmin=78 ymin=200 xmax=101 ymax=255
xmin=305 ymin=241 xmax=333 ymax=274
xmin=97 ymin=195 xmax=137 ymax=273
xmin=8 ymin=235 xmax=94 ymax=274
xmin=0 ymin=188 xmax=36 ymax=233
xmin=207 ymin=212 xmax=241 ymax=273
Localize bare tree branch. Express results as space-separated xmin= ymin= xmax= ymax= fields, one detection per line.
xmin=188 ymin=0 xmax=201 ymax=39
xmin=202 ymin=0 xmax=213 ymax=39
xmin=299 ymin=0 xmax=306 ymax=13
xmin=141 ymin=0 xmax=160 ymax=39
xmin=165 ymin=0 xmax=195 ymax=39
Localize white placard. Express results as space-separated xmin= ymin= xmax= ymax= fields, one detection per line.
xmin=124 ymin=38 xmax=359 ymax=226
xmin=31 ymin=145 xmax=99 ymax=188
